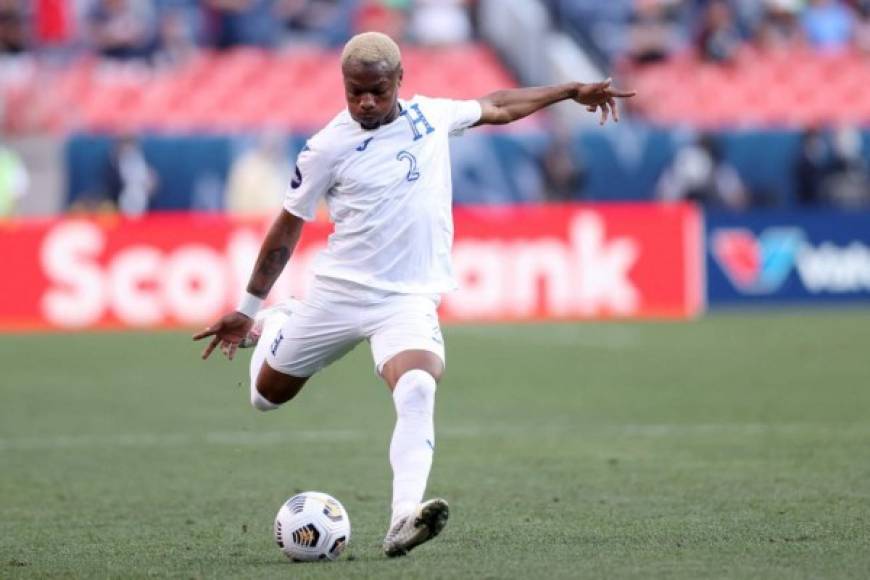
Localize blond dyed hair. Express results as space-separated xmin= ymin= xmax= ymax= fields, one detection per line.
xmin=341 ymin=32 xmax=402 ymax=70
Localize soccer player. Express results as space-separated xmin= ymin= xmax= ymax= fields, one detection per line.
xmin=194 ymin=31 xmax=635 ymax=557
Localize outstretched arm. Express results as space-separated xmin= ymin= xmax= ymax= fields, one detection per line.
xmin=476 ymin=79 xmax=636 ymax=127
xmin=193 ymin=210 xmax=305 ymax=360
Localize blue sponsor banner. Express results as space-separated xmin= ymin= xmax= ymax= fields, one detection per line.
xmin=707 ymin=211 xmax=870 ymax=306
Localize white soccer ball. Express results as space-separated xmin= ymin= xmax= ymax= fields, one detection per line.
xmin=273 ymin=491 xmax=351 ymax=562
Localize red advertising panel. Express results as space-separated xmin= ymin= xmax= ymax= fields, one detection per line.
xmin=0 ymin=204 xmax=703 ymax=331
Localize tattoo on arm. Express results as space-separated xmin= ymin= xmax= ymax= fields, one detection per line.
xmin=260 ymin=247 xmax=290 ymax=276
xmin=245 ymin=210 xmax=304 ymax=299
xmin=249 ymin=246 xmax=290 ymax=297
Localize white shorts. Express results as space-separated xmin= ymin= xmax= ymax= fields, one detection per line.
xmin=265 ymin=276 xmax=445 ymax=378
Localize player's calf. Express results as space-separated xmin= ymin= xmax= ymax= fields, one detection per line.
xmin=388 ymin=369 xmax=439 ymax=529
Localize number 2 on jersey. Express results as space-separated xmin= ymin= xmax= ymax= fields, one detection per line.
xmin=396 ymin=150 xmax=420 ymax=182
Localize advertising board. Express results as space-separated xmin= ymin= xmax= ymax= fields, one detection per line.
xmin=0 ymin=204 xmax=703 ymax=330
xmin=708 ymin=212 xmax=870 ymax=305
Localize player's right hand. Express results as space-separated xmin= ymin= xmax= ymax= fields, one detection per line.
xmin=574 ymin=78 xmax=636 ymax=125
xmin=193 ymin=311 xmax=253 ymax=361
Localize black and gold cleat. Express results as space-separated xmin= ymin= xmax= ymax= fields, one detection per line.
xmin=383 ymin=498 xmax=449 ymax=557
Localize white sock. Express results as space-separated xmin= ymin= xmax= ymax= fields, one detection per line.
xmin=389 ymin=369 xmax=437 ymax=524
xmin=248 ymin=310 xmax=288 ymax=412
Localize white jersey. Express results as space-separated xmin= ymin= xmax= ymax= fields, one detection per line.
xmin=283 ymin=95 xmax=482 ymax=294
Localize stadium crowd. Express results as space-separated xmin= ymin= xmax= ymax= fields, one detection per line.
xmin=0 ymin=0 xmax=476 ymax=59
xmin=1 ymin=0 xmax=869 ymax=218
xmin=548 ymin=0 xmax=870 ymax=64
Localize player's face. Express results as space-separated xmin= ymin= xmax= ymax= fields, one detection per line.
xmin=343 ymin=61 xmax=402 ymax=131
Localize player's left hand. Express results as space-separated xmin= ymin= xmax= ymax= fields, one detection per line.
xmin=573 ymin=78 xmax=636 ymax=125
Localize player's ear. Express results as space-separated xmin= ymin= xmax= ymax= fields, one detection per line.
xmin=396 ymin=65 xmax=403 ymax=88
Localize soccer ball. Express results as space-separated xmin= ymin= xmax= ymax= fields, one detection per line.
xmin=273 ymin=491 xmax=351 ymax=562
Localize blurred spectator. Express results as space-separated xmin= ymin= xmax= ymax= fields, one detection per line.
xmin=626 ymin=0 xmax=685 ymax=64
xmin=0 ymin=139 xmax=29 ymax=217
xmin=540 ymin=129 xmax=585 ymax=201
xmin=224 ymin=132 xmax=291 ymax=215
xmin=409 ymin=0 xmax=473 ymax=46
xmin=755 ymin=0 xmax=802 ymax=49
xmin=105 ymin=135 xmax=157 ymax=216
xmin=0 ymin=0 xmax=27 ymax=54
xmin=696 ymin=0 xmax=741 ymax=62
xmin=33 ymin=0 xmax=77 ymax=48
xmin=728 ymin=0 xmax=765 ymax=35
xmin=204 ymin=0 xmax=278 ymax=48
xmin=795 ymin=126 xmax=870 ymax=208
xmin=354 ymin=0 xmax=408 ymax=40
xmin=826 ymin=126 xmax=870 ymax=208
xmin=656 ymin=134 xmax=750 ymax=210
xmin=801 ymin=0 xmax=855 ymax=51
xmin=87 ymin=0 xmax=158 ymax=59
xmin=853 ymin=0 xmax=870 ymax=52
xmin=274 ymin=0 xmax=352 ymax=47
xmin=795 ymin=127 xmax=829 ymax=205
xmin=154 ymin=6 xmax=199 ymax=67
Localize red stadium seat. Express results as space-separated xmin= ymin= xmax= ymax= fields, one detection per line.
xmin=0 ymin=45 xmax=518 ymax=134
xmin=621 ymin=49 xmax=870 ymax=128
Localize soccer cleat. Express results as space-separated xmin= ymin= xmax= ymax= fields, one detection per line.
xmin=239 ymin=301 xmax=294 ymax=349
xmin=383 ymin=498 xmax=449 ymax=557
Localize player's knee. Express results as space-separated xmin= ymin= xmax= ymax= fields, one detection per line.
xmin=393 ymin=369 xmax=437 ymax=416
xmin=250 ymin=374 xmax=291 ymax=411
xmin=251 ymin=367 xmax=307 ymax=411
xmin=382 ymin=351 xmax=443 ymax=387
xmin=250 ymin=384 xmax=280 ymax=412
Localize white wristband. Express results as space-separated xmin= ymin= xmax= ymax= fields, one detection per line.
xmin=236 ymin=292 xmax=263 ymax=319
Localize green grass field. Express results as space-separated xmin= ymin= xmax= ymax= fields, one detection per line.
xmin=2 ymin=312 xmax=869 ymax=579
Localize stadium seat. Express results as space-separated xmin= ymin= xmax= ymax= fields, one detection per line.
xmin=1 ymin=45 xmax=517 ymax=134
xmin=620 ymin=49 xmax=870 ymax=128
